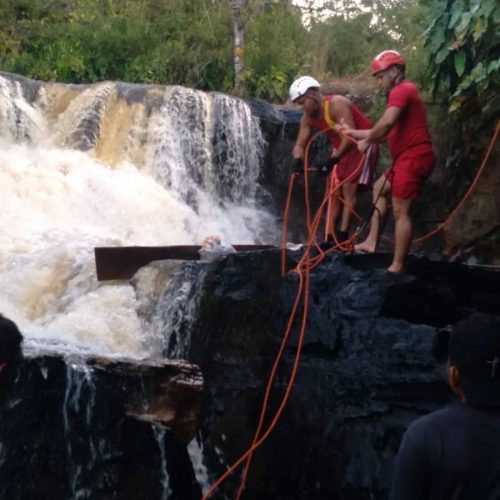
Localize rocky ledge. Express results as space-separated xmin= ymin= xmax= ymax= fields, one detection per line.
xmin=0 ymin=353 xmax=203 ymax=500
xmin=169 ymin=248 xmax=499 ymax=499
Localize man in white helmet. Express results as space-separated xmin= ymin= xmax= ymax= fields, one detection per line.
xmin=289 ymin=76 xmax=378 ymax=243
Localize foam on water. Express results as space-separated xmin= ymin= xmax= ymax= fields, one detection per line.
xmin=0 ymin=76 xmax=277 ymax=359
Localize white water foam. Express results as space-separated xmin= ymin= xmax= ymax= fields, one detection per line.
xmin=0 ymin=77 xmax=278 ymax=359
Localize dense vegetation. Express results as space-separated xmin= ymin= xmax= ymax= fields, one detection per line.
xmin=0 ymin=0 xmax=497 ymax=126
xmin=0 ymin=1 xmax=430 ymax=96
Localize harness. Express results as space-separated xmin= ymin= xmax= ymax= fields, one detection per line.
xmin=323 ymin=99 xmax=336 ymax=130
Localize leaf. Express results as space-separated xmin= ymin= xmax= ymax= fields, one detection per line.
xmin=454 ymin=51 xmax=466 ymax=76
xmin=435 ymin=46 xmax=449 ymax=64
xmin=426 ymin=25 xmax=445 ymax=53
xmin=451 ymin=80 xmax=469 ymax=97
xmin=448 ymin=2 xmax=464 ymax=29
xmin=470 ymin=0 xmax=482 ymax=16
xmin=472 ymin=17 xmax=487 ymax=42
xmin=425 ymin=13 xmax=448 ymax=52
xmin=455 ymin=12 xmax=471 ymax=35
xmin=471 ymin=62 xmax=487 ymax=82
xmin=481 ymin=0 xmax=497 ymax=18
xmin=486 ymin=59 xmax=500 ymax=74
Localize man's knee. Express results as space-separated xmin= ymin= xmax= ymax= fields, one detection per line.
xmin=392 ymin=198 xmax=412 ymax=220
xmin=342 ymin=184 xmax=357 ymax=205
xmin=373 ymin=175 xmax=390 ymax=200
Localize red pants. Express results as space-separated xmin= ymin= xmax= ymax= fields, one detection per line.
xmin=385 ymin=151 xmax=436 ymax=199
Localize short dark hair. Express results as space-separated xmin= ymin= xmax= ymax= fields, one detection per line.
xmin=0 ymin=314 xmax=23 ymax=407
xmin=449 ymin=313 xmax=500 ymax=408
xmin=0 ymin=314 xmax=23 ymax=361
xmin=392 ymin=64 xmax=406 ymax=76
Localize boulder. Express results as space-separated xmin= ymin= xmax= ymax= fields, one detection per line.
xmin=168 ymin=248 xmax=499 ymax=499
xmin=0 ymin=353 xmax=203 ymax=500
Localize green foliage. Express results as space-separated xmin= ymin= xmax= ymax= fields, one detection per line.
xmin=241 ymin=5 xmax=306 ymax=100
xmin=302 ymin=0 xmax=432 ymax=89
xmin=0 ymin=0 xmax=435 ymax=104
xmin=424 ymin=0 xmax=500 ymax=123
xmin=0 ymin=0 xmax=234 ymax=90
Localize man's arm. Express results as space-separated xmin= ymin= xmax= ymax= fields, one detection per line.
xmin=366 ymin=106 xmax=401 ymax=144
xmin=292 ymin=115 xmax=312 ymax=159
xmin=354 ymin=106 xmax=401 ymax=153
xmin=336 ymin=106 xmax=401 ymax=144
xmin=329 ymin=96 xmax=355 ymax=158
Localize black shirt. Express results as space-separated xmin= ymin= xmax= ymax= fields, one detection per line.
xmin=390 ymin=402 xmax=500 ymax=500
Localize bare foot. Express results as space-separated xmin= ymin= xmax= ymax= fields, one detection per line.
xmin=387 ymin=263 xmax=404 ymax=273
xmin=354 ymin=241 xmax=376 ymax=254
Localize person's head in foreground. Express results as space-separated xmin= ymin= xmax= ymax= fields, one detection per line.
xmin=0 ymin=313 xmax=23 ymax=407
xmin=448 ymin=312 xmax=500 ymax=409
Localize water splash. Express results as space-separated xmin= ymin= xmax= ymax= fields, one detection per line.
xmin=150 ymin=262 xmax=210 ymax=358
xmin=152 ymin=424 xmax=172 ymax=500
xmin=0 ymin=74 xmax=45 ymax=143
xmin=0 ymin=73 xmax=278 ymax=358
xmin=63 ymin=362 xmax=96 ymax=500
xmin=187 ymin=434 xmax=211 ymax=495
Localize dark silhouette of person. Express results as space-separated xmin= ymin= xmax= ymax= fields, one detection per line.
xmin=390 ymin=313 xmax=500 ymax=500
xmin=0 ymin=313 xmax=23 ymax=407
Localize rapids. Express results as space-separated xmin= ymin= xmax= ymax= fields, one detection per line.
xmin=0 ymin=73 xmax=278 ymax=359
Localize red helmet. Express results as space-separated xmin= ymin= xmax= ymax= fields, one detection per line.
xmin=371 ymin=50 xmax=405 ymax=76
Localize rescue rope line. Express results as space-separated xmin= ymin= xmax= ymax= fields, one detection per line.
xmin=203 ymin=119 xmax=499 ymax=500
xmin=413 ymin=120 xmax=499 ymax=244
xmin=204 ymin=129 xmax=363 ymax=500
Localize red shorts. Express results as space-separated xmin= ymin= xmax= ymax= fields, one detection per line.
xmin=385 ymin=151 xmax=436 ymax=199
xmin=336 ymin=144 xmax=379 ymax=190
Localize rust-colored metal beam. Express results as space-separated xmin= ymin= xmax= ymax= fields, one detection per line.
xmin=94 ymin=245 xmax=274 ymax=281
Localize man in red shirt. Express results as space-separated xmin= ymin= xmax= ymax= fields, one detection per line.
xmin=339 ymin=50 xmax=435 ymax=272
xmin=289 ymin=76 xmax=378 ymax=243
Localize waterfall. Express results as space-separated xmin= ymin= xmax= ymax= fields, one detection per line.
xmin=150 ymin=262 xmax=210 ymax=358
xmin=152 ymin=424 xmax=172 ymax=500
xmin=0 ymin=71 xmax=278 ymax=359
xmin=63 ymin=363 xmax=97 ymax=500
xmin=187 ymin=434 xmax=211 ymax=495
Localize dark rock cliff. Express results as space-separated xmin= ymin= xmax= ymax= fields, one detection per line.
xmin=168 ymin=248 xmax=500 ymax=499
xmin=1 ymin=249 xmax=499 ymax=499
xmin=0 ymin=355 xmax=203 ymax=500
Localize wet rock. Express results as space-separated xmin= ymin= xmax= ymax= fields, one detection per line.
xmin=173 ymin=249 xmax=500 ymax=499
xmin=0 ymin=353 xmax=203 ymax=500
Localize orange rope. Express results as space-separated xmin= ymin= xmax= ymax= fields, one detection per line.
xmin=234 ymin=122 xmax=500 ymax=498
xmin=203 ymin=266 xmax=309 ymax=500
xmin=204 ymin=129 xmax=351 ymax=500
xmin=233 ymin=131 xmax=362 ymax=497
xmin=201 ymin=121 xmax=500 ymax=499
xmin=281 ymin=172 xmax=298 ymax=276
xmin=413 ymin=120 xmax=500 ymax=244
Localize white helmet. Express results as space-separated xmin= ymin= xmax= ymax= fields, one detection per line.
xmin=289 ymin=76 xmax=320 ymax=102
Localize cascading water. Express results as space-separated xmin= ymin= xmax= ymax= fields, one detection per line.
xmin=63 ymin=363 xmax=97 ymax=500
xmin=150 ymin=262 xmax=210 ymax=358
xmin=0 ymin=71 xmax=278 ymax=360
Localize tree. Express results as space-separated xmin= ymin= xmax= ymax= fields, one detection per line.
xmin=424 ymin=0 xmax=500 ymax=125
xmin=230 ymin=0 xmax=246 ymax=91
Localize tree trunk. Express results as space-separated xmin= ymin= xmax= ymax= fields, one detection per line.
xmin=230 ymin=0 xmax=246 ymax=92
